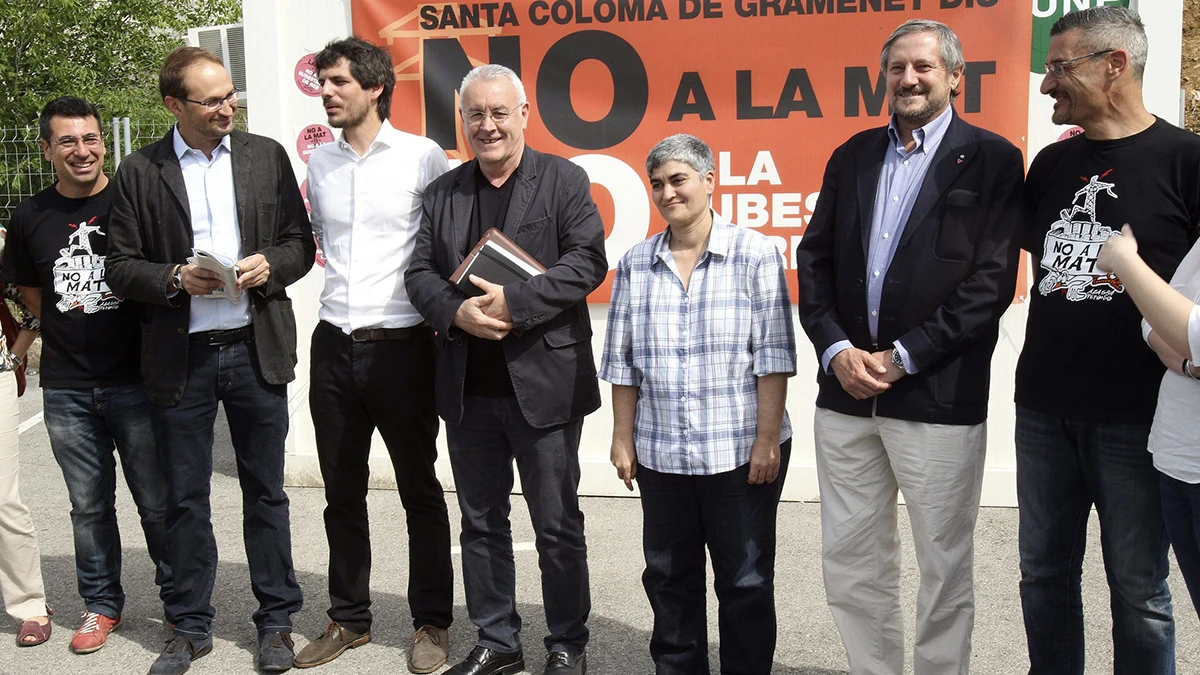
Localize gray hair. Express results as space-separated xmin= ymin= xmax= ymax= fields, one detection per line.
xmin=645 ymin=134 xmax=714 ymax=177
xmin=879 ymin=19 xmax=965 ymax=74
xmin=1051 ymin=6 xmax=1147 ymax=83
xmin=459 ymin=64 xmax=526 ymax=111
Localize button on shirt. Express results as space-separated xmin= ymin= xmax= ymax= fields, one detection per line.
xmin=821 ymin=106 xmax=953 ymax=374
xmin=174 ymin=128 xmax=250 ymax=332
xmin=599 ymin=216 xmax=797 ymax=475
xmin=306 ymin=120 xmax=450 ymax=331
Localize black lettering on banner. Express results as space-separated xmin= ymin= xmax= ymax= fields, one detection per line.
xmin=679 ymin=0 xmax=700 ymax=18
xmin=942 ymin=0 xmax=998 ymax=7
xmin=737 ymin=70 xmax=821 ymax=119
xmin=736 ymin=71 xmax=775 ymax=119
xmin=668 ymin=72 xmax=716 ymax=120
xmin=844 ymin=66 xmax=886 ymax=117
xmin=538 ymin=31 xmax=648 ymax=149
xmin=962 ymin=61 xmax=995 ymax=114
xmin=422 ymin=36 xmax=522 ymax=149
xmin=775 ymin=69 xmax=822 ymax=118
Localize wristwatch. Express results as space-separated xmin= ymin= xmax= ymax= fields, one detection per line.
xmin=170 ymin=265 xmax=183 ymax=292
xmin=891 ymin=348 xmax=906 ymax=373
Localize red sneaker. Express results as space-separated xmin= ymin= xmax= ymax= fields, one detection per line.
xmin=70 ymin=611 xmax=121 ymax=654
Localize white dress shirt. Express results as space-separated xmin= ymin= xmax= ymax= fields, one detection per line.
xmin=306 ymin=120 xmax=450 ymax=332
xmin=173 ymin=127 xmax=251 ymax=332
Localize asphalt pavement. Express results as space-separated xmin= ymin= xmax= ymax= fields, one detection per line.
xmin=0 ymin=374 xmax=1196 ymax=675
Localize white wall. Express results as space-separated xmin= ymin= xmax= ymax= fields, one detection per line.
xmin=244 ymin=0 xmax=1183 ymax=506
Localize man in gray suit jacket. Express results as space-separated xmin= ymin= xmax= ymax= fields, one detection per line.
xmin=106 ymin=47 xmax=314 ymax=675
xmin=405 ymin=64 xmax=606 ymax=675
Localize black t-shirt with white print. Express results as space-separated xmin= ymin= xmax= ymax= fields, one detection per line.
xmin=1015 ymin=118 xmax=1200 ymax=424
xmin=0 ymin=183 xmax=140 ymax=388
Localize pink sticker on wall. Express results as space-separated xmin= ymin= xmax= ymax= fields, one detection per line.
xmin=294 ymin=54 xmax=321 ymax=97
xmin=1058 ymin=126 xmax=1084 ymax=141
xmin=296 ymin=124 xmax=334 ymax=163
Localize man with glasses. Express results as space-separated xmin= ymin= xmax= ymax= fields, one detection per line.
xmin=1 ymin=96 xmax=172 ymax=656
xmin=292 ymin=37 xmax=453 ymax=673
xmin=107 ymin=46 xmax=314 ymax=675
xmin=406 ymin=64 xmax=606 ymax=675
xmin=1015 ymin=6 xmax=1200 ymax=674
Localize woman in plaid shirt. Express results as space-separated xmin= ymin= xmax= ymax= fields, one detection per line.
xmin=600 ymin=134 xmax=797 ymax=675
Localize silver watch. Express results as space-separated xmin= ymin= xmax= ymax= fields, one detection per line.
xmin=891 ymin=348 xmax=906 ymax=373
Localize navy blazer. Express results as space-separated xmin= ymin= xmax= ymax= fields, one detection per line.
xmin=405 ymin=146 xmax=607 ymax=429
xmin=795 ymin=112 xmax=1024 ymax=425
xmin=106 ymin=129 xmax=315 ymax=407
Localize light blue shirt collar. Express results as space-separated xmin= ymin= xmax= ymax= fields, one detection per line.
xmin=886 ymin=104 xmax=954 ymax=156
xmin=172 ymin=125 xmax=232 ymax=160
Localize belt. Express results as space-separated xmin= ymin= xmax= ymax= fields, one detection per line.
xmin=190 ymin=326 xmax=253 ymax=346
xmin=350 ymin=322 xmax=428 ymax=342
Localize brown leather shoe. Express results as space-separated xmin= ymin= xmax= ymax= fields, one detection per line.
xmin=408 ymin=625 xmax=449 ymax=674
xmin=293 ymin=622 xmax=370 ymax=669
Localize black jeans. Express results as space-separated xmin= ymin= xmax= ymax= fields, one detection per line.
xmin=637 ymin=440 xmax=791 ymax=675
xmin=447 ymin=395 xmax=590 ymax=655
xmin=152 ymin=340 xmax=303 ymax=638
xmin=309 ymin=321 xmax=452 ymax=633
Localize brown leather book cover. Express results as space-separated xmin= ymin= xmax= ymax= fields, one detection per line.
xmin=450 ymin=227 xmax=547 ymax=293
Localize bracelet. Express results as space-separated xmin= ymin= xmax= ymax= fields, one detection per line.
xmin=1186 ymin=359 xmax=1200 ymax=381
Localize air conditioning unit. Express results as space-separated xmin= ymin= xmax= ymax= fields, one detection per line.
xmin=187 ymin=23 xmax=248 ymax=107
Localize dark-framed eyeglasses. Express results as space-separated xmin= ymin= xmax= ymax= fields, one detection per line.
xmin=180 ymin=91 xmax=240 ymax=111
xmin=1044 ymin=49 xmax=1115 ymax=78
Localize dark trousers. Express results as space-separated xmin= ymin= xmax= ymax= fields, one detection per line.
xmin=1160 ymin=472 xmax=1200 ymax=620
xmin=638 ymin=441 xmax=791 ymax=675
xmin=152 ymin=340 xmax=303 ymax=638
xmin=446 ymin=395 xmax=590 ymax=655
xmin=309 ymin=321 xmax=452 ymax=634
xmin=1015 ymin=407 xmax=1174 ymax=675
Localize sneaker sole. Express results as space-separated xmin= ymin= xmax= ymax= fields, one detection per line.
xmin=293 ymin=632 xmax=371 ymax=669
xmin=70 ymin=618 xmax=121 ymax=655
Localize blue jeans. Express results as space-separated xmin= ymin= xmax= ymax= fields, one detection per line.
xmin=1015 ymin=407 xmax=1174 ymax=675
xmin=637 ymin=441 xmax=791 ymax=675
xmin=1159 ymin=472 xmax=1200 ymax=620
xmin=446 ymin=395 xmax=590 ymax=655
xmin=152 ymin=340 xmax=302 ymax=638
xmin=43 ymin=383 xmax=172 ymax=619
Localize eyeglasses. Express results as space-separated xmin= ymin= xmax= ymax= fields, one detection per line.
xmin=464 ymin=108 xmax=517 ymax=127
xmin=180 ymin=91 xmax=240 ymax=111
xmin=1044 ymin=49 xmax=1114 ymax=78
xmin=52 ymin=134 xmax=103 ymax=150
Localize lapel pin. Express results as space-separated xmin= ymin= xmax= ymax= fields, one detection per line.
xmin=957 ymin=154 xmax=964 ymax=164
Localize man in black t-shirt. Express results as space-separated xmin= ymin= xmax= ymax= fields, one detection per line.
xmin=0 ymin=97 xmax=172 ymax=657
xmin=1015 ymin=8 xmax=1195 ymax=674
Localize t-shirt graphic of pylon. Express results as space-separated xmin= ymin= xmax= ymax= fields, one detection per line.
xmin=1038 ymin=169 xmax=1125 ymax=302
xmin=52 ymin=216 xmax=119 ymax=314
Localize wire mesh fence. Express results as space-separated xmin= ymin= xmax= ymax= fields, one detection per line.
xmin=0 ymin=118 xmax=176 ymax=226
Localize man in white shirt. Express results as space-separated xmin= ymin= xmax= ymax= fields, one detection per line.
xmin=292 ymin=37 xmax=453 ymax=675
xmin=107 ymin=47 xmax=315 ymax=675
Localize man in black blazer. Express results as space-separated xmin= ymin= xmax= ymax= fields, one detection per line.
xmin=106 ymin=47 xmax=314 ymax=675
xmin=795 ymin=20 xmax=1022 ymax=675
xmin=406 ymin=64 xmax=606 ymax=675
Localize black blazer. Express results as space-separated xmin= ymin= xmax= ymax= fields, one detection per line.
xmin=405 ymin=146 xmax=607 ymax=429
xmin=106 ymin=130 xmax=315 ymax=407
xmin=795 ymin=112 xmax=1024 ymax=425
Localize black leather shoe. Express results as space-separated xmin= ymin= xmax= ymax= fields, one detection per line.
xmin=445 ymin=645 xmax=526 ymax=675
xmin=258 ymin=631 xmax=295 ymax=672
xmin=544 ymin=650 xmax=587 ymax=675
xmin=149 ymin=635 xmax=214 ymax=675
